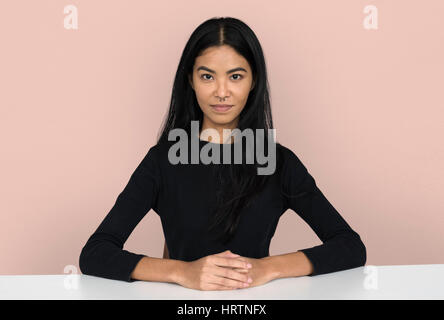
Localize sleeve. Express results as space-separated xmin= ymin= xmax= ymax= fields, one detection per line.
xmin=280 ymin=147 xmax=367 ymax=276
xmin=78 ymin=145 xmax=161 ymax=282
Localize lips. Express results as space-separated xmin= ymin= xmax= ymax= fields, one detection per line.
xmin=211 ymin=104 xmax=233 ymax=112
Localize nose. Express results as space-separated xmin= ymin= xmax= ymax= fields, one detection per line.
xmin=215 ymin=79 xmax=230 ymax=99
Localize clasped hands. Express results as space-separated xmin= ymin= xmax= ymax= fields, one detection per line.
xmin=177 ymin=250 xmax=276 ymax=291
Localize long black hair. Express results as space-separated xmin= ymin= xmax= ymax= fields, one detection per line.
xmin=156 ymin=17 xmax=281 ymax=245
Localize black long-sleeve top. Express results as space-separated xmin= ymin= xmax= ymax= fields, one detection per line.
xmin=79 ymin=137 xmax=366 ymax=282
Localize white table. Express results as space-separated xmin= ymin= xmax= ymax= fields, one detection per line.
xmin=1 ymin=264 xmax=443 ymax=300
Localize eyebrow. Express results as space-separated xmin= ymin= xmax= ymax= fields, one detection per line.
xmin=196 ymin=66 xmax=247 ymax=74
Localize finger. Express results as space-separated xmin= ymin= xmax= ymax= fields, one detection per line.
xmin=212 ymin=256 xmax=252 ymax=270
xmin=211 ymin=266 xmax=252 ymax=285
xmin=218 ymin=250 xmax=240 ymax=257
xmin=217 ymin=251 xmax=250 ymax=265
xmin=225 ymin=255 xmax=249 ymax=264
xmin=207 ymin=273 xmax=250 ymax=289
xmin=231 ymin=268 xmax=250 ymax=273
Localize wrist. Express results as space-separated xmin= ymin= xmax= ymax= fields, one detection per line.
xmin=261 ymin=256 xmax=281 ymax=280
xmin=171 ymin=260 xmax=188 ymax=284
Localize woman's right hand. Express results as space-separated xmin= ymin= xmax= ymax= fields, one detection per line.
xmin=176 ymin=250 xmax=253 ymax=291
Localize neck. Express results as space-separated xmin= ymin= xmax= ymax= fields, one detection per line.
xmin=199 ymin=124 xmax=238 ymax=144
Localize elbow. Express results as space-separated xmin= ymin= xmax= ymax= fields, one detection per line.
xmin=357 ymin=239 xmax=367 ymax=267
xmin=351 ymin=235 xmax=367 ymax=268
xmin=78 ymin=234 xmax=109 ymax=277
xmin=78 ymin=246 xmax=89 ymax=276
xmin=341 ymin=231 xmax=367 ymax=269
xmin=79 ymin=243 xmax=95 ymax=276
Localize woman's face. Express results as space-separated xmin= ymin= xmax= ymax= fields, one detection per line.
xmin=189 ymin=45 xmax=255 ymax=142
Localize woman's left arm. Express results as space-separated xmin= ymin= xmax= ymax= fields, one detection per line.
xmin=260 ymin=147 xmax=367 ymax=282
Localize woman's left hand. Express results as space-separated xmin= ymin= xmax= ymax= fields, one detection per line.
xmin=230 ymin=255 xmax=277 ymax=288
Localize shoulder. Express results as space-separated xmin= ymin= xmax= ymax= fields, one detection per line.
xmin=274 ymin=142 xmax=309 ymax=181
xmin=134 ymin=143 xmax=161 ymax=173
xmin=275 ymin=142 xmax=306 ymax=169
xmin=150 ymin=138 xmax=175 ymax=159
xmin=141 ymin=138 xmax=179 ymax=169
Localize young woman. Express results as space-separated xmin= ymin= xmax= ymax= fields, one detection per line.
xmin=79 ymin=17 xmax=366 ymax=291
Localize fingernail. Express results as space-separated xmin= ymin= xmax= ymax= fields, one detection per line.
xmin=247 ymin=263 xmax=252 ymax=268
xmin=248 ymin=278 xmax=253 ymax=283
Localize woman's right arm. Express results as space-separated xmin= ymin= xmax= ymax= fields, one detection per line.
xmin=79 ymin=145 xmax=161 ymax=282
xmin=79 ymin=145 xmax=253 ymax=289
xmin=130 ymin=256 xmax=185 ymax=283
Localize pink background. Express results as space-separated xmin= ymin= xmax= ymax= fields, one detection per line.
xmin=0 ymin=0 xmax=443 ymax=275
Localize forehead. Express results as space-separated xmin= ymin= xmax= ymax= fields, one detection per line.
xmin=194 ymin=45 xmax=250 ymax=69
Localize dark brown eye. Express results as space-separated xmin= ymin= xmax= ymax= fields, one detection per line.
xmin=231 ymin=74 xmax=243 ymax=80
xmin=201 ymin=74 xmax=213 ymax=80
